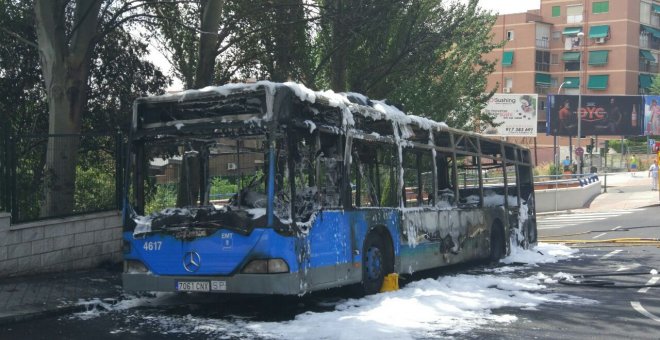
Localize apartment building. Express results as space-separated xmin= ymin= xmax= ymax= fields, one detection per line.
xmin=485 ymin=0 xmax=660 ymax=163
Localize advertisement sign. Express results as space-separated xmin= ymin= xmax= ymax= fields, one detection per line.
xmin=481 ymin=94 xmax=538 ymax=137
xmin=643 ymin=95 xmax=660 ymax=136
xmin=547 ymin=95 xmax=644 ymax=136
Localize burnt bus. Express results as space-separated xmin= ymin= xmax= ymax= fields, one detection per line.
xmin=122 ymin=82 xmax=537 ymax=295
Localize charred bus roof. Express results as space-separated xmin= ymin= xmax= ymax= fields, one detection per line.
xmin=132 ymin=81 xmax=532 ymax=166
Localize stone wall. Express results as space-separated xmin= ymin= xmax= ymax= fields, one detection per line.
xmin=0 ymin=211 xmax=122 ymax=277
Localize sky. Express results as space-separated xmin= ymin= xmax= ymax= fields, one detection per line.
xmin=74 ymin=243 xmax=598 ymax=338
xmin=466 ymin=0 xmax=541 ymax=14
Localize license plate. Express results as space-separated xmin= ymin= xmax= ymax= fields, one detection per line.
xmin=176 ymin=281 xmax=210 ymax=292
xmin=211 ymin=280 xmax=227 ymax=291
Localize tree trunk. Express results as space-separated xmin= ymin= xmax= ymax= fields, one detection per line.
xmin=177 ymin=0 xmax=224 ymax=207
xmin=329 ymin=0 xmax=347 ymax=91
xmin=271 ymin=0 xmax=292 ymax=82
xmin=176 ymin=152 xmax=201 ymax=207
xmin=34 ymin=0 xmax=101 ymax=216
xmin=194 ymin=0 xmax=224 ymax=89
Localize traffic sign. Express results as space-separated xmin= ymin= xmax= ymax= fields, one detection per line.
xmin=575 ymin=147 xmax=584 ymax=156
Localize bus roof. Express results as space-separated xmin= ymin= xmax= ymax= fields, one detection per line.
xmin=133 ymin=81 xmax=529 ymax=155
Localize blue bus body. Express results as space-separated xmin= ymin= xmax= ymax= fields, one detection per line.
xmin=124 ymin=207 xmax=512 ymax=294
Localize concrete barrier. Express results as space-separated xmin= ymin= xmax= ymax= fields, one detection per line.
xmin=535 ymin=180 xmax=601 ymax=213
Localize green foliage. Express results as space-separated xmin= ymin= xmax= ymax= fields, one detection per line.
xmin=12 ymin=137 xmax=47 ymax=221
xmin=2 ymin=0 xmax=503 ymax=219
xmin=312 ymin=0 xmax=499 ymax=129
xmin=74 ymin=156 xmax=116 ymax=213
xmin=0 ymin=0 xmax=48 ymax=134
xmin=145 ymin=183 xmax=178 ymax=215
xmin=650 ymin=74 xmax=660 ymax=95
xmin=146 ymin=0 xmax=499 ymax=129
xmin=607 ymin=139 xmax=623 ymax=152
xmin=1 ymin=1 xmax=169 ymax=219
xmin=387 ymin=1 xmax=500 ymax=129
xmin=86 ymin=29 xmax=170 ymax=131
xmin=534 ymin=162 xmax=562 ymax=176
xmin=10 ymin=135 xmax=121 ymax=222
xmin=1 ymin=3 xmax=169 ymax=134
xmin=144 ymin=1 xmax=200 ymax=88
xmin=209 ymin=176 xmax=238 ymax=199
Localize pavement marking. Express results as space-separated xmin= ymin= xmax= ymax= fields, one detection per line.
xmin=631 ymin=301 xmax=660 ymax=324
xmin=537 ymin=219 xmax=602 ymax=224
xmin=612 ymin=226 xmax=622 ymax=230
xmin=616 ymin=263 xmax=641 ymax=272
xmin=593 ymin=232 xmax=608 ymax=239
xmin=538 ymin=226 xmax=571 ymax=230
xmin=601 ymin=249 xmax=622 ymax=259
xmin=540 ymin=212 xmax=636 ymax=219
xmin=638 ymin=276 xmax=659 ymax=293
xmin=541 ymin=216 xmax=611 ymax=220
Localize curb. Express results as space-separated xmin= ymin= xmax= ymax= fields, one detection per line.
xmin=0 ymin=303 xmax=89 ymax=326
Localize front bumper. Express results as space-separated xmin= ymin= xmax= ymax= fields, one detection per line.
xmin=122 ymin=272 xmax=304 ymax=295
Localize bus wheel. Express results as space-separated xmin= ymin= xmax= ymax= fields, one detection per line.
xmin=361 ymin=232 xmax=392 ymax=295
xmin=489 ymin=222 xmax=505 ymax=262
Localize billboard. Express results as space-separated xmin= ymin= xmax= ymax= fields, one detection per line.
xmin=643 ymin=95 xmax=660 ymax=136
xmin=547 ymin=95 xmax=643 ymax=136
xmin=481 ymin=94 xmax=538 ymax=137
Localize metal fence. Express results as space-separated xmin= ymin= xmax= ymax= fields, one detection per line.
xmin=0 ymin=123 xmax=10 ymax=214
xmin=0 ymin=131 xmax=124 ymax=224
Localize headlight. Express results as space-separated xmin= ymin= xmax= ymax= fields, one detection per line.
xmin=125 ymin=260 xmax=149 ymax=273
xmin=242 ymin=259 xmax=289 ymax=274
xmin=267 ymin=259 xmax=289 ymax=273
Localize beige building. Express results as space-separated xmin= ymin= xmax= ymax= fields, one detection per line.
xmin=486 ymin=0 xmax=660 ymax=164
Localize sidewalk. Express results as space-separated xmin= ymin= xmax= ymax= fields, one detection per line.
xmin=584 ymin=172 xmax=660 ymax=211
xmin=0 ymin=264 xmax=122 ymax=325
xmin=0 ymin=172 xmax=658 ymax=325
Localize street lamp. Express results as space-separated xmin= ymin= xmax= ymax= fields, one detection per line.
xmin=576 ymin=31 xmax=585 ymax=174
xmin=558 ymin=80 xmax=572 ymax=93
xmin=554 ymin=80 xmax=572 ymax=171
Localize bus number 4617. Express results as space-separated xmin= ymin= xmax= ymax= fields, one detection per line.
xmin=143 ymin=241 xmax=162 ymax=251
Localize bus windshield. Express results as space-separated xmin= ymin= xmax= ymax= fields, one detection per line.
xmin=128 ymin=133 xmax=271 ymax=237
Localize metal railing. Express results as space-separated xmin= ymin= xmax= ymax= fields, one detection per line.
xmin=1 ymin=131 xmax=124 ymax=224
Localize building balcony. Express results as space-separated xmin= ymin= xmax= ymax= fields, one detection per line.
xmin=640 ymin=61 xmax=659 ymax=73
xmin=536 ymin=38 xmax=550 ymax=49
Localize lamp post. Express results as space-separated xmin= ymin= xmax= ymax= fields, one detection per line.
xmin=576 ymin=31 xmax=585 ymax=174
xmin=555 ymin=81 xmax=572 ymax=171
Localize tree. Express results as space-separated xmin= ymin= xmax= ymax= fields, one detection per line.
xmin=0 ymin=0 xmax=48 ymax=135
xmin=313 ymin=0 xmax=498 ymax=129
xmin=149 ymin=0 xmax=499 ymax=129
xmin=1 ymin=0 xmax=169 ymax=219
xmin=30 ymin=0 xmax=176 ymax=216
xmin=33 ymin=0 xmax=104 ymax=216
xmin=147 ymin=0 xmax=224 ymax=89
xmin=145 ymin=0 xmax=225 ymax=207
xmin=387 ymin=1 xmax=500 ymax=129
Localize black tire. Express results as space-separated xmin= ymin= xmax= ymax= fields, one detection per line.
xmin=360 ymin=232 xmax=393 ymax=295
xmin=526 ymin=194 xmax=537 ymax=245
xmin=489 ymin=222 xmax=505 ymax=262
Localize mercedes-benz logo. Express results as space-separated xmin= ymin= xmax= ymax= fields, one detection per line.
xmin=182 ymin=251 xmax=201 ymax=272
